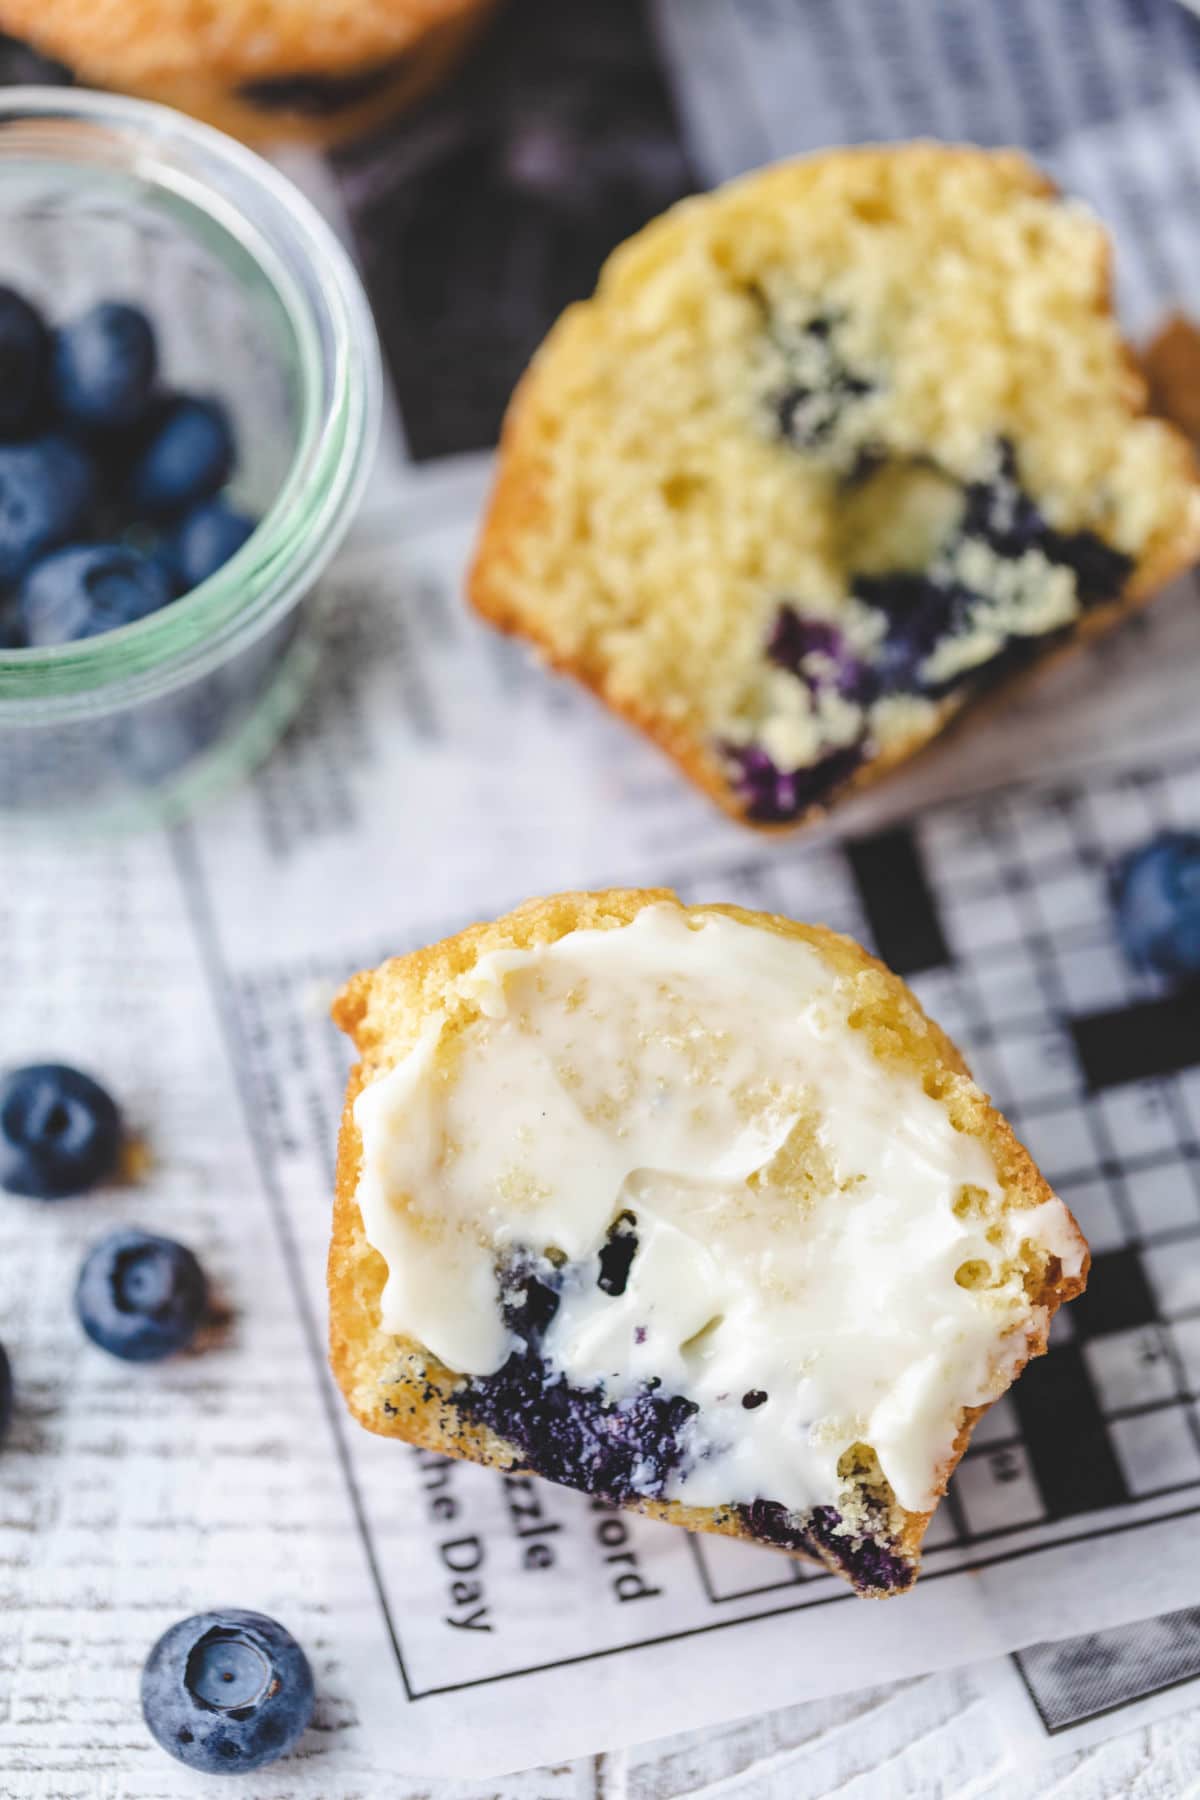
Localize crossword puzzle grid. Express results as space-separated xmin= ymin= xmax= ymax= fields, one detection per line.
xmin=675 ymin=750 xmax=1200 ymax=1605
xmin=230 ymin=745 xmax=1200 ymax=1612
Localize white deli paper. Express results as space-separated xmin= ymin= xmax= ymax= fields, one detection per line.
xmin=7 ymin=0 xmax=1200 ymax=1789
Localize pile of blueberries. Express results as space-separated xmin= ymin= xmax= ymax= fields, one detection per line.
xmin=0 ymin=286 xmax=257 ymax=650
xmin=0 ymin=1063 xmax=312 ymax=1775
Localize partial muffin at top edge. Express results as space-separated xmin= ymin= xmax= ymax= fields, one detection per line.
xmin=469 ymin=144 xmax=1200 ymax=829
xmin=0 ymin=0 xmax=495 ymax=145
xmin=328 ymin=886 xmax=1088 ymax=1597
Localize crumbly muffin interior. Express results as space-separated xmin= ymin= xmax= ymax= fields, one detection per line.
xmin=473 ymin=147 xmax=1200 ymax=821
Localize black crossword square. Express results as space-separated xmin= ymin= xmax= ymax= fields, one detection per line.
xmin=1012 ymin=1342 xmax=1128 ymax=1518
xmin=845 ymin=826 xmax=952 ymax=977
xmin=1070 ymin=1247 xmax=1159 ymax=1339
xmin=1069 ymin=990 xmax=1200 ymax=1092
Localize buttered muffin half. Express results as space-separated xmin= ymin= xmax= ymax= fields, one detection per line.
xmin=469 ymin=145 xmax=1200 ymax=828
xmin=328 ymin=890 xmax=1087 ymax=1596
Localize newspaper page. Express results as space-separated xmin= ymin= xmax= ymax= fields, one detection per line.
xmin=6 ymin=0 xmax=1200 ymax=1788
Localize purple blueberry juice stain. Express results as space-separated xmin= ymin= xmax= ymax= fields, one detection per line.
xmin=724 ymin=740 xmax=864 ymax=824
xmin=959 ymin=440 xmax=1047 ymax=558
xmin=451 ymin=1256 xmax=915 ymax=1589
xmin=729 ymin=435 xmax=1134 ymax=818
xmin=455 ymin=1351 xmax=698 ymax=1504
xmin=1045 ymin=528 xmax=1133 ymax=607
xmin=852 ymin=571 xmax=964 ymax=694
xmin=452 ymin=1255 xmax=698 ymax=1506
xmin=804 ymin=1506 xmax=914 ymax=1593
xmin=959 ymin=441 xmax=1131 ymax=603
xmin=739 ymin=1498 xmax=914 ymax=1593
xmin=767 ymin=604 xmax=877 ymax=703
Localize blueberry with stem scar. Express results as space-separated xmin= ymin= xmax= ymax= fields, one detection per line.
xmin=75 ymin=1228 xmax=208 ymax=1362
xmin=0 ymin=1063 xmax=121 ymax=1199
xmin=20 ymin=543 xmax=172 ymax=645
xmin=141 ymin=1609 xmax=314 ymax=1774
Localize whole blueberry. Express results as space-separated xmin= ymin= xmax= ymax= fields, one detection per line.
xmin=128 ymin=397 xmax=235 ymax=515
xmin=141 ymin=1609 xmax=314 ymax=1773
xmin=0 ymin=285 xmax=49 ymax=439
xmin=0 ymin=434 xmax=94 ymax=583
xmin=75 ymin=1228 xmax=208 ymax=1362
xmin=20 ymin=543 xmax=173 ymax=645
xmin=171 ymin=499 xmax=257 ymax=591
xmin=1112 ymin=832 xmax=1200 ymax=980
xmin=0 ymin=1063 xmax=121 ymax=1198
xmin=52 ymin=301 xmax=158 ymax=430
xmin=0 ymin=1342 xmax=11 ymax=1443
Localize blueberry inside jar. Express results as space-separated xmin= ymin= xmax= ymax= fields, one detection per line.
xmin=0 ymin=89 xmax=379 ymax=829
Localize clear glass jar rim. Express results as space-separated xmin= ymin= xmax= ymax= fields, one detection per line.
xmin=0 ymin=86 xmax=381 ymax=718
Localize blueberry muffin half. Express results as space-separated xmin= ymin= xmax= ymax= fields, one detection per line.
xmin=328 ymin=889 xmax=1087 ymax=1595
xmin=469 ymin=146 xmax=1200 ymax=828
xmin=0 ymin=0 xmax=494 ymax=146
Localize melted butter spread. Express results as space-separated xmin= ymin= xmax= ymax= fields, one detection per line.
xmin=353 ymin=905 xmax=1082 ymax=1514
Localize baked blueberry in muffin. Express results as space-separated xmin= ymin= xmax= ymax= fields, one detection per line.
xmin=328 ymin=890 xmax=1087 ymax=1595
xmin=469 ymin=146 xmax=1200 ymax=828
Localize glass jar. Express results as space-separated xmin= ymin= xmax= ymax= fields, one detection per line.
xmin=0 ymin=87 xmax=380 ymax=829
